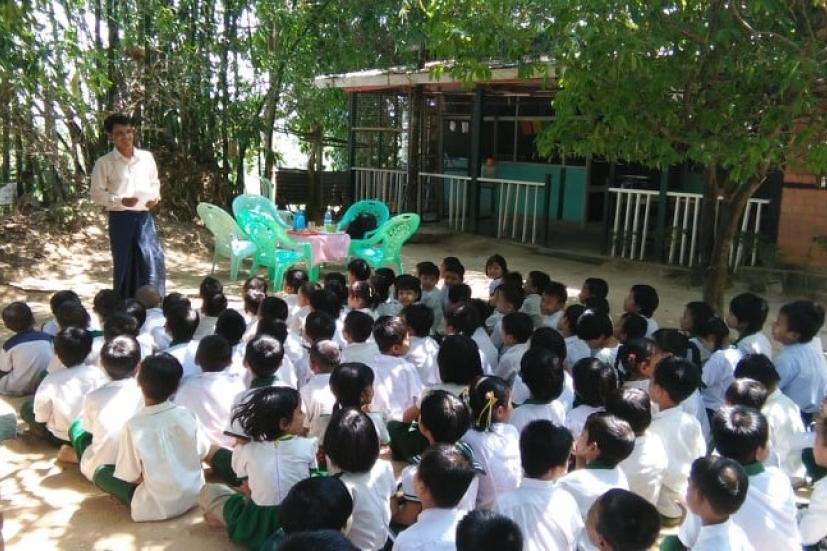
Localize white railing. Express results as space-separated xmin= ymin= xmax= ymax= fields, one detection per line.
xmin=609 ymin=188 xmax=771 ymax=269
xmin=419 ymin=172 xmax=471 ymax=231
xmin=352 ymin=167 xmax=407 ymax=211
xmin=480 ymin=177 xmax=545 ymax=245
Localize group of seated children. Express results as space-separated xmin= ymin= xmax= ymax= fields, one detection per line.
xmin=3 ymin=252 xmax=827 ymax=551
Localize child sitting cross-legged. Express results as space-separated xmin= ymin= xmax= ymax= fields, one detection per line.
xmin=0 ymin=302 xmax=53 ymax=395
xmin=370 ymin=316 xmax=423 ymax=423
xmin=392 ymin=444 xmax=479 ymax=551
xmin=495 ymin=312 xmax=534 ymax=385
xmin=696 ymin=316 xmax=743 ymax=416
xmin=623 ymin=284 xmax=660 ymax=337
xmin=510 ymin=327 xmax=574 ymax=409
xmin=559 ymin=412 xmax=635 ymax=520
xmin=341 ymin=310 xmax=379 ymax=365
xmin=577 ymin=309 xmax=618 ymax=366
xmin=95 ymin=353 xmax=210 ymax=522
xmin=521 ymin=270 xmax=550 ymax=329
xmin=565 ymin=358 xmax=618 ymax=438
xmin=329 ymin=361 xmax=390 ymax=445
xmin=300 ymin=339 xmax=340 ymax=440
xmin=727 ymin=292 xmax=772 ymax=357
xmin=162 ymin=303 xmax=201 ymax=379
xmin=615 ymin=337 xmax=657 ymax=392
xmin=402 ymin=303 xmax=439 ymax=386
xmin=444 ymin=302 xmax=497 ymax=375
xmin=41 ymin=290 xmax=81 ymax=336
xmin=200 ymin=386 xmax=317 ymax=549
xmin=488 ymin=284 xmax=524 ymax=352
xmin=585 ymin=489 xmax=660 ymax=551
xmin=540 ymin=281 xmax=568 ymax=330
xmin=508 ymin=348 xmax=566 ymax=434
xmin=416 ymin=261 xmax=443 ymax=335
xmin=558 ymin=304 xmax=590 ymax=370
xmin=496 ymin=420 xmax=584 ymax=551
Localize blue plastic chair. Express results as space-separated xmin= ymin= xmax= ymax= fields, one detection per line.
xmin=196 ymin=202 xmax=257 ymax=281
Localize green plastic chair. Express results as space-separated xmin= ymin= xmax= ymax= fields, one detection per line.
xmin=232 ymin=194 xmax=292 ymax=229
xmin=336 ymin=200 xmax=390 ymax=233
xmin=349 ymin=213 xmax=420 ymax=273
xmin=196 ymin=202 xmax=258 ymax=281
xmin=236 ymin=210 xmax=319 ymax=289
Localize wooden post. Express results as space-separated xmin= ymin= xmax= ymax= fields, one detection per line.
xmin=469 ymin=87 xmax=484 ymax=232
xmin=347 ymin=93 xmax=357 ymax=205
xmin=654 ymin=169 xmax=669 ymax=261
xmin=601 ymin=161 xmax=617 ymax=255
xmin=407 ymin=85 xmax=423 ymax=213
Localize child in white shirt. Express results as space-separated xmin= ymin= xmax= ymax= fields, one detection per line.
xmin=162 ymin=304 xmax=201 ymax=379
xmin=578 ymin=309 xmax=619 ymax=365
xmin=330 ymin=361 xmax=390 ymax=444
xmin=540 ymin=280 xmax=567 ymax=331
xmin=373 ymin=270 xmax=401 ymax=318
xmin=444 ymin=303 xmax=497 ymax=374
xmin=696 ymin=316 xmax=743 ymax=413
xmin=495 ymin=312 xmax=533 ymax=385
xmin=585 ymin=489 xmax=660 ymax=551
xmin=623 ymin=284 xmax=659 ymax=338
xmin=194 ymin=275 xmax=226 ymax=339
xmin=509 ymin=348 xmax=566 ymax=434
xmin=370 ymin=316 xmax=423 ymax=423
xmin=200 ymin=386 xmax=316 ymax=549
xmin=565 ymin=358 xmax=618 ymax=438
xmin=286 ymin=281 xmax=315 ymax=336
xmin=402 ymin=303 xmax=440 ymax=386
xmin=0 ymin=302 xmax=53 ymax=395
xmin=217 ymin=308 xmax=254 ymax=375
xmin=577 ymin=277 xmax=608 ymax=305
xmin=174 ymin=335 xmax=246 ymax=448
xmin=615 ymin=336 xmax=657 ymax=390
xmin=300 ymin=339 xmax=340 ymax=440
xmin=439 ymin=257 xmax=465 ymax=311
xmin=680 ymin=301 xmax=716 ymax=365
xmin=558 ymin=304 xmax=591 ymax=371
xmin=496 ymin=420 xmax=583 ymax=551
xmin=484 ymin=254 xmax=507 ymax=300
xmin=462 ymin=376 xmax=522 ymax=510
xmin=416 ymin=261 xmax=443 ymax=336
xmin=347 ymin=280 xmax=377 ymax=319
xmin=520 ymin=271 xmax=549 ymax=329
xmin=799 ymin=417 xmax=827 ymax=545
xmin=558 ymin=412 xmax=634 ymax=520
xmin=488 ymin=284 xmax=524 ymax=352
xmin=510 ymin=327 xmax=575 ymax=409
xmin=394 ymin=274 xmax=422 ymax=313
xmin=95 ymin=353 xmax=210 ymax=522
xmin=41 ymin=290 xmax=81 ymax=336
xmin=341 ymin=309 xmax=380 ymax=364
xmin=727 ymin=292 xmax=772 ymax=357
xmin=151 ymin=292 xmax=190 ymax=351
xmin=135 ymin=284 xmax=165 ymax=338
xmin=280 ymin=268 xmax=308 ymax=322
xmin=392 ymin=444 xmax=478 ymax=551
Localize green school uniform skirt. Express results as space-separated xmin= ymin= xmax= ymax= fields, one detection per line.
xmin=223 ymin=494 xmax=281 ymax=550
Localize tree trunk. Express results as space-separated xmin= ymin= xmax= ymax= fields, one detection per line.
xmin=306 ymin=128 xmax=323 ymax=221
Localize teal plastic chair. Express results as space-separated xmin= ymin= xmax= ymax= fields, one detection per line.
xmin=232 ymin=194 xmax=292 ymax=229
xmin=236 ymin=210 xmax=319 ymax=289
xmin=336 ymin=200 xmax=390 ymax=233
xmin=196 ymin=202 xmax=258 ymax=281
xmin=349 ymin=213 xmax=420 ymax=273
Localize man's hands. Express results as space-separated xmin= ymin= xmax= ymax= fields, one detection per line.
xmin=121 ymin=197 xmax=139 ymax=207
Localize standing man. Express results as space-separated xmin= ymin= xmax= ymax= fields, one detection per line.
xmin=91 ymin=113 xmax=166 ymax=299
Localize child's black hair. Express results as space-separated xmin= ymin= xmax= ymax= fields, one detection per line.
xmin=526 ymin=270 xmax=551 ymax=294
xmin=284 ymin=269 xmax=309 ymax=292
xmin=697 ymin=316 xmax=730 ymax=352
xmin=138 ymin=352 xmax=183 ymax=402
xmin=501 ymin=271 xmax=523 ymax=289
xmin=582 ymin=412 xmax=635 ymax=467
xmin=394 ymin=274 xmax=422 ymax=301
xmin=712 ymin=405 xmax=769 ymax=464
xmin=161 ymin=292 xmax=191 ymax=317
xmin=541 ymin=281 xmax=568 ymax=304
xmin=652 ymin=356 xmax=700 ymax=404
xmin=401 ymin=303 xmax=433 ymax=338
xmin=605 ymin=387 xmax=651 ymax=436
xmin=244 ymin=335 xmax=284 ymax=378
xmin=348 ymin=280 xmax=375 ymax=309
xmin=103 ymin=312 xmax=140 ymax=340
xmin=280 ymin=477 xmax=353 ymax=535
xmin=242 ymin=276 xmax=268 ymax=315
xmin=330 ymin=362 xmax=374 ymax=409
xmin=324 ymin=279 xmax=348 ymax=308
xmin=199 ymin=276 xmax=227 ymax=316
xmin=279 ymin=531 xmax=358 ymax=551
xmin=100 ymin=335 xmax=141 ymax=380
xmin=305 ymin=311 xmax=336 ymax=343
xmin=419 ymin=390 xmax=471 ymax=443
xmin=324 ymin=407 xmax=379 ymax=473
xmin=734 ymin=354 xmax=780 ymax=390
xmin=725 ymin=378 xmax=768 ymax=410
xmin=442 ymin=258 xmax=465 ymax=280
xmin=583 ymin=277 xmax=609 ymax=299
xmin=729 ymin=292 xmax=769 ymax=335
xmin=444 ymin=302 xmax=482 ymax=336
xmin=498 ymin=284 xmax=525 ymax=310
xmin=416 ymin=261 xmax=440 ymax=279
xmin=520 ymin=420 xmax=573 ymax=478
xmin=135 ymin=285 xmax=162 ymax=309
xmin=468 ymin=375 xmax=511 ymax=431
xmin=583 ymin=296 xmax=611 ymax=316
xmin=561 ymin=304 xmax=587 ymax=333
xmin=519 ymin=347 xmax=564 ymax=403
xmin=416 ymin=443 xmax=477 ymax=508
xmin=1 ymin=302 xmax=34 ymax=333
xmin=456 ymin=510 xmax=523 ymax=551
xmin=576 ymin=309 xmax=613 ymax=341
xmin=448 ymin=283 xmax=473 ymax=305
xmin=232 ymin=385 xmax=300 ymax=441
xmin=299 ymin=281 xmax=320 ymax=302
xmin=652 ymin=328 xmax=690 ymax=356
xmin=93 ymin=289 xmax=123 ymax=321
xmin=437 ymin=335 xmax=483 ymax=385
xmin=373 ymin=316 xmax=407 ymax=353
xmin=310 ymin=288 xmax=343 ymax=319
xmin=684 ymin=301 xmax=715 ymax=335
xmin=501 ymin=312 xmax=533 ymax=343
xmin=529 ymin=327 xmax=567 ymax=362
xmin=689 ymin=456 xmax=749 ymax=517
xmin=591 ymin=489 xmax=660 ymax=551
xmin=196 ymin=334 xmax=232 ymax=372
xmin=572 ymin=358 xmax=618 ymax=408
xmin=256 ymin=318 xmax=288 ymax=343
xmin=123 ymin=299 xmax=147 ymax=329
xmin=323 ymin=271 xmax=346 ymax=289
xmin=618 ymin=313 xmax=648 ymax=342
xmin=343 ymin=310 xmax=374 ymax=343
xmin=215 ymin=308 xmax=246 ymax=346
xmin=369 ymin=273 xmax=392 ymax=305
xmin=166 ymin=304 xmax=199 ymax=343
xmin=629 ymin=284 xmax=659 ymax=317
xmin=376 ymin=267 xmax=395 ymax=283
xmin=310 ymin=340 xmax=341 ymax=374
xmin=54 ymin=326 xmax=93 ymax=367
xmin=616 ymin=338 xmax=656 ymax=380
xmin=780 ymin=300 xmax=825 ymax=343
xmin=485 ymin=254 xmax=508 ymax=275
xmin=259 ymin=296 xmax=288 ymax=322
xmin=56 ymin=301 xmax=91 ymax=329
xmin=49 ymin=290 xmax=81 ymax=316
xmin=347 ymin=258 xmax=371 ymax=281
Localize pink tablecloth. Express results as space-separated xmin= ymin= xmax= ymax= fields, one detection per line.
xmin=288 ymin=230 xmax=351 ymax=263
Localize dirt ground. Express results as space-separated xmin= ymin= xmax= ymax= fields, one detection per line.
xmin=0 ymin=210 xmax=815 ymax=550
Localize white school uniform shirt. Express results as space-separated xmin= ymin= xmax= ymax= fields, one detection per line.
xmin=648 ymin=406 xmax=706 ymax=518
xmin=762 ymin=388 xmax=806 ymax=479
xmin=151 ymin=325 xmax=172 ymax=352
xmin=114 ymin=402 xmax=210 ymax=522
xmin=0 ymin=330 xmax=52 ymax=395
xmin=543 ymin=310 xmax=564 ymax=331
xmin=392 ymin=507 xmax=467 ymax=551
xmin=193 ymin=314 xmax=217 ymax=340
xmin=563 ymin=336 xmax=591 ymax=371
xmin=776 ymin=340 xmax=827 ymax=414
xmin=800 ymin=475 xmax=827 ymax=545
xmin=593 ymin=345 xmax=619 ymax=367
xmin=736 ymin=332 xmax=773 ymax=358
xmin=232 ymin=435 xmax=317 ymax=506
xmin=691 ymin=519 xmax=754 ymax=551
xmin=164 ymin=340 xmax=201 ymax=380
xmin=79 ymin=377 xmax=145 ymax=480
xmin=398 ymin=464 xmax=479 ymax=513
xmin=488 ymin=277 xmax=502 ymax=295
xmin=141 ymin=307 xmax=165 ymax=337
xmin=370 ymin=354 xmax=424 ymax=422
xmin=558 ymin=465 xmax=629 ymax=520
xmin=419 ymin=289 xmax=444 ymax=335
xmin=689 ymin=336 xmax=713 ymax=365
xmin=618 ymin=430 xmax=667 ymax=506
xmin=495 ymin=478 xmax=584 ymax=551
xmin=701 ymin=347 xmax=743 ymax=411
xmin=339 ymin=458 xmax=396 ymax=551
xmin=462 ymin=424 xmax=522 ymax=510
xmin=509 ymin=400 xmax=567 ymax=435
xmin=406 ymin=335 xmax=440 ymax=386
xmin=495 ymin=342 xmax=529 ymax=385
xmin=341 ymin=341 xmax=380 ymax=365
xmin=511 ymin=370 xmax=575 ymax=412
xmin=679 ymin=464 xmax=799 ymax=551
xmin=471 ymin=327 xmax=497 ymax=374
xmin=376 ymin=299 xmax=402 ymax=318
xmin=33 ymin=363 xmax=108 ymax=441
xmin=300 ymin=372 xmax=336 ymax=440
xmin=520 ymin=294 xmax=544 ymax=329
xmin=683 ymin=389 xmax=711 ymax=442
xmin=644 ymin=316 xmax=659 ymax=338
xmin=41 ymin=318 xmax=60 ymax=337
xmin=565 ymin=405 xmax=602 ymax=438
xmin=173 ymin=370 xmax=246 ymax=448
xmin=287 ymin=304 xmax=311 ymax=336
xmin=283 ymin=293 xmax=299 ymax=320
xmin=90 ymin=147 xmax=160 ymax=210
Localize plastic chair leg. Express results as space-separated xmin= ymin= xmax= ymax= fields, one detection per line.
xmin=230 ymin=256 xmax=240 ymax=281
xmin=308 ymin=263 xmax=320 ymax=283
xmin=211 ymin=252 xmax=217 ymax=275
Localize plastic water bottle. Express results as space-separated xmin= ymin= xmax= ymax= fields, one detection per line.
xmin=293 ymin=209 xmax=306 ymax=231
xmin=323 ymin=205 xmax=333 ymax=231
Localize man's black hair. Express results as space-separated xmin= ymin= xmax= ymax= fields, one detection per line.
xmin=541 ymin=281 xmax=568 ymax=303
xmin=373 ymin=316 xmax=407 ymax=353
xmin=103 ymin=113 xmax=133 ymax=133
xmin=444 ymin=302 xmax=482 ymax=336
xmin=103 ymin=312 xmax=140 ymax=340
xmin=583 ymin=277 xmax=609 ymax=299
xmin=259 ymin=296 xmax=288 ymax=322
xmin=166 ymin=304 xmax=199 ymax=343
xmin=572 ymin=358 xmax=618 ymax=407
xmin=498 ymin=284 xmax=525 ymax=310
xmin=49 ymin=290 xmax=80 ymax=316
xmin=618 ymin=313 xmax=648 ymax=341
xmin=416 ymin=261 xmax=440 ymax=278
xmin=343 ymin=310 xmax=374 ymax=343
xmin=734 ymin=354 xmax=780 ymax=389
xmin=304 ymin=311 xmax=336 ymax=343
xmin=56 ymin=301 xmax=91 ymax=329
xmin=93 ymin=289 xmax=124 ymax=320
xmin=448 ymin=283 xmax=473 ymax=305
xmin=576 ymin=309 xmax=613 ymax=341
xmin=347 ymin=258 xmax=371 ymax=281
xmin=323 ymin=407 xmax=379 ymax=473
xmin=725 ymin=378 xmax=768 ymax=409
xmin=123 ymin=299 xmax=147 ymax=329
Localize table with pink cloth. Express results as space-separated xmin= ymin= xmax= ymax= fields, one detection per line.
xmin=287 ymin=230 xmax=351 ymax=263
